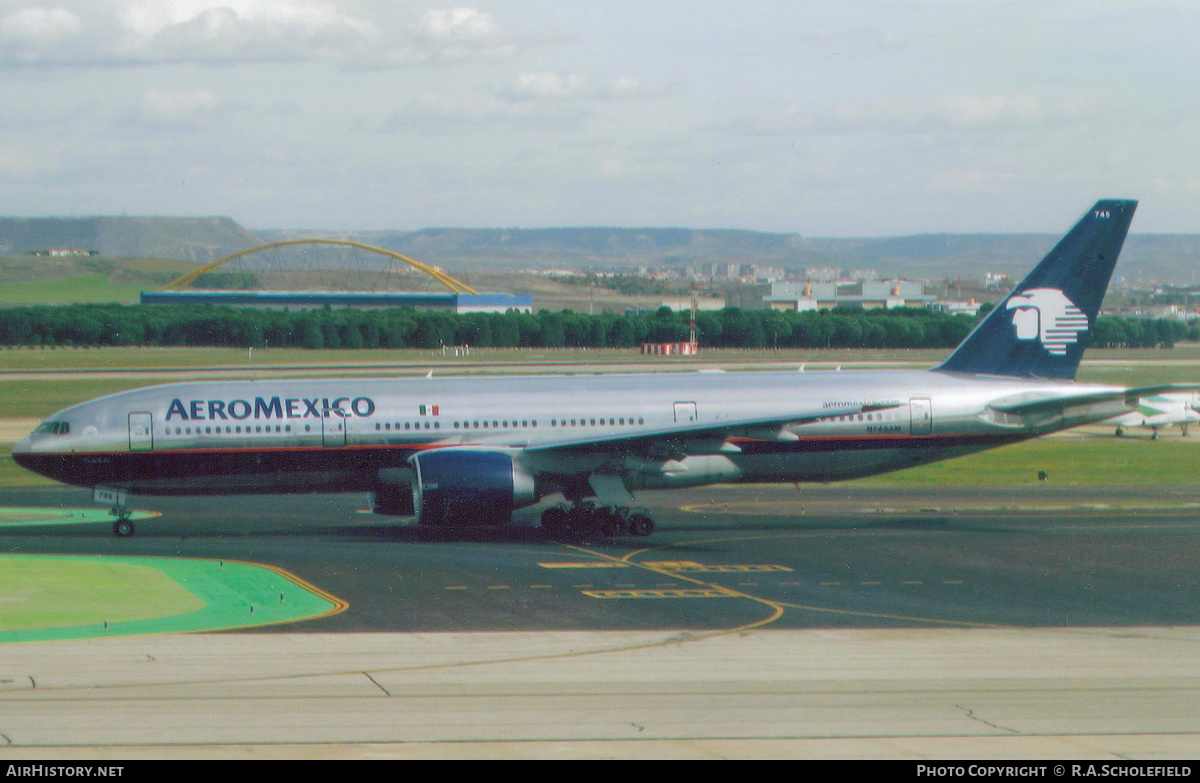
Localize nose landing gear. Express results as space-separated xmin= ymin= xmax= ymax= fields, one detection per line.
xmin=112 ymin=515 xmax=135 ymax=538
xmin=94 ymin=487 xmax=137 ymax=537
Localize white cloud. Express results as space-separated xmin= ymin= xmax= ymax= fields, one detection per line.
xmin=0 ymin=3 xmax=546 ymax=68
xmin=375 ymin=68 xmax=676 ymax=136
xmin=505 ymin=72 xmax=677 ymax=103
xmin=122 ymin=0 xmax=376 ymax=64
xmin=714 ymin=93 xmax=1100 ymax=137
xmin=934 ymin=94 xmax=1043 ymax=130
xmin=114 ymin=87 xmax=251 ymax=133
xmin=388 ymin=7 xmax=518 ymax=63
xmin=376 ymin=87 xmax=590 ymax=135
xmin=606 ymin=76 xmax=653 ymax=99
xmin=415 ymin=7 xmax=498 ymax=44
xmin=511 ymin=71 xmax=587 ymax=100
xmin=0 ymin=6 xmax=81 ymax=47
xmin=0 ymin=143 xmax=58 ymax=175
xmin=118 ymin=0 xmax=372 ymax=39
xmin=0 ymin=0 xmax=378 ymax=66
xmin=135 ymin=88 xmax=218 ymax=123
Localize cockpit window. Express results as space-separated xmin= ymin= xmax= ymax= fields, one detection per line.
xmin=34 ymin=421 xmax=70 ymax=435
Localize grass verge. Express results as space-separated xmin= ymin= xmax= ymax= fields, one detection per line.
xmin=851 ymin=435 xmax=1200 ymax=486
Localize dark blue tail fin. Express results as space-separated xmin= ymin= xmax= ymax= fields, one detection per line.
xmin=936 ymin=199 xmax=1137 ymax=379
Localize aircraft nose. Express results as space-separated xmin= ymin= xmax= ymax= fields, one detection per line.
xmin=11 ymin=436 xmax=32 ymax=469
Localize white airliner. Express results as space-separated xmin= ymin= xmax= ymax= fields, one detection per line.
xmin=13 ymin=200 xmax=1179 ymax=538
xmin=1106 ymin=392 xmax=1200 ymax=438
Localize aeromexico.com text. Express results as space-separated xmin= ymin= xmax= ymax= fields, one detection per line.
xmin=165 ymin=396 xmax=377 ymax=422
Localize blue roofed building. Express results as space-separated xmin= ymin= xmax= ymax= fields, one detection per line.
xmin=140 ymin=290 xmax=533 ymax=313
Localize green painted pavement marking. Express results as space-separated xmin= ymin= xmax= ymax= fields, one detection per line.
xmin=0 ymin=556 xmax=202 ymax=631
xmin=0 ymin=507 xmax=158 ymax=528
xmin=0 ymin=554 xmax=345 ymax=643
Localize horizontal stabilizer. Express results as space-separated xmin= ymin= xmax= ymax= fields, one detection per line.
xmin=988 ymin=383 xmax=1200 ymax=419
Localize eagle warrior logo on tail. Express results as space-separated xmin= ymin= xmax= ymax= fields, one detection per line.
xmin=1005 ymin=288 xmax=1090 ymax=356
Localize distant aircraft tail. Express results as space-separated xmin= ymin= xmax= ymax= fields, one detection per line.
xmin=936 ymin=199 xmax=1137 ymax=379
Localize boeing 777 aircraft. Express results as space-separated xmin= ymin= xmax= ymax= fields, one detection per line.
xmin=12 ymin=200 xmax=1178 ymax=538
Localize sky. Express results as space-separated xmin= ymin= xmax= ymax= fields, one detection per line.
xmin=1 ymin=0 xmax=1198 ymax=236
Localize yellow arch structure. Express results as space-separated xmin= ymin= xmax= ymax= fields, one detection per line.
xmin=160 ymin=239 xmax=478 ymax=295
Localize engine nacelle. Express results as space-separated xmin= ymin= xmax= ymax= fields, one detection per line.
xmin=410 ymin=449 xmax=538 ymax=526
xmin=371 ymin=483 xmax=415 ymax=516
xmin=371 ymin=467 xmax=416 ymax=516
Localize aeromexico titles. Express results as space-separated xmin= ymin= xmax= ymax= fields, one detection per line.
xmin=15 ymin=199 xmax=1183 ymax=538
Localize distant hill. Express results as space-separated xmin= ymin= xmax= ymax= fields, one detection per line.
xmin=3 ymin=218 xmax=1198 ymax=285
xmin=0 ymin=217 xmax=262 ymax=263
xmin=261 ymin=227 xmax=1200 ymax=285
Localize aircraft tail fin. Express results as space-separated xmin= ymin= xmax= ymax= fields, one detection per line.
xmin=936 ymin=199 xmax=1137 ymax=379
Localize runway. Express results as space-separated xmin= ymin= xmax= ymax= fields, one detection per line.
xmin=1 ymin=483 xmax=1199 ymax=757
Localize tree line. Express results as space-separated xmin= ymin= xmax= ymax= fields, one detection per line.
xmin=0 ymin=303 xmax=1193 ymax=350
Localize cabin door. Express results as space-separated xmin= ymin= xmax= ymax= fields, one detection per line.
xmin=909 ymin=397 xmax=933 ymax=436
xmin=129 ymin=412 xmax=154 ymax=451
xmin=673 ymin=401 xmax=698 ymax=423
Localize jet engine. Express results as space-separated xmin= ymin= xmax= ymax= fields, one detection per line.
xmin=409 ymin=449 xmax=538 ymax=526
xmin=370 ymin=466 xmax=416 ymax=516
xmin=371 ymin=482 xmax=414 ymax=516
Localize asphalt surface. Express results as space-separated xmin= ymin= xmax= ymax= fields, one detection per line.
xmin=3 ymin=482 xmax=1200 ymax=634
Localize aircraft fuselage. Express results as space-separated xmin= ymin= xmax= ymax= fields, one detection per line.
xmin=12 ymin=368 xmax=1123 ymax=498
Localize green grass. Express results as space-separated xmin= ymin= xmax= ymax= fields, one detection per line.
xmin=0 ymin=554 xmax=346 ymax=642
xmin=0 ymin=556 xmax=204 ymax=631
xmin=0 ymin=274 xmax=145 ymax=305
xmin=1077 ymin=364 xmax=1200 ymax=388
xmin=852 ymin=436 xmax=1200 ymax=487
xmin=0 ymin=456 xmax=56 ymax=486
xmin=0 ymin=344 xmax=1197 ymax=372
xmin=0 ymin=345 xmax=681 ymax=370
xmin=0 ymin=378 xmax=159 ymax=418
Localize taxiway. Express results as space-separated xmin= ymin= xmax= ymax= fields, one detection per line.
xmin=1 ymin=483 xmax=1198 ymax=758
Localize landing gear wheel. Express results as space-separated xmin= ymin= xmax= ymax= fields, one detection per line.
xmin=569 ymin=501 xmax=598 ymax=532
xmin=541 ymin=506 xmax=569 ymax=532
xmin=627 ymin=513 xmax=655 ymax=537
xmin=597 ymin=508 xmax=626 ymax=538
xmin=113 ymin=518 xmax=135 ymax=538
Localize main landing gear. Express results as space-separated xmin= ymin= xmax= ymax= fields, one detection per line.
xmin=540 ymin=501 xmax=655 ymax=538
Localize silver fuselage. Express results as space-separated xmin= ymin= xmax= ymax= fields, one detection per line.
xmin=12 ymin=369 xmax=1126 ymax=499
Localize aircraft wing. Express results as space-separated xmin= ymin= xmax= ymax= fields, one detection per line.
xmin=523 ymin=400 xmax=901 ymax=454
